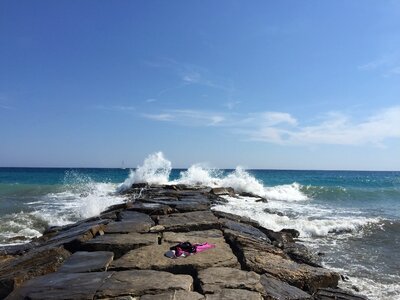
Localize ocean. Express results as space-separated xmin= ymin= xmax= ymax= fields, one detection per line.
xmin=0 ymin=153 xmax=399 ymax=299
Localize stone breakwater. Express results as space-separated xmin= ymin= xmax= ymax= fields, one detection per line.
xmin=0 ymin=184 xmax=368 ymax=300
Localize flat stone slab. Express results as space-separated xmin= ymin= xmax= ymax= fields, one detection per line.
xmin=128 ymin=202 xmax=174 ymax=215
xmin=140 ymin=291 xmax=205 ymax=300
xmin=314 ymin=288 xmax=368 ymax=300
xmin=5 ymin=272 xmax=111 ymax=300
xmin=103 ymin=211 xmax=155 ymax=233
xmin=111 ymin=230 xmax=239 ymax=272
xmin=157 ymin=211 xmax=219 ymax=232
xmin=198 ymin=267 xmax=264 ymax=294
xmin=95 ymin=270 xmax=193 ymax=298
xmin=82 ymin=232 xmax=157 ymax=258
xmin=0 ymin=247 xmax=71 ymax=299
xmin=260 ymin=274 xmax=312 ymax=300
xmin=38 ymin=219 xmax=109 ymax=252
xmin=57 ymin=251 xmax=114 ymax=273
xmin=205 ymin=289 xmax=263 ymax=300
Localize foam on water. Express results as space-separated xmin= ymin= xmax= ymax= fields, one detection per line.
xmin=0 ymin=171 xmax=126 ymax=245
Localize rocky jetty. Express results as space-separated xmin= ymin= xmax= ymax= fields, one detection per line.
xmin=0 ymin=184 xmax=368 ymax=299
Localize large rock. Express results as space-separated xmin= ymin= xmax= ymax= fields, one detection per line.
xmin=81 ymin=232 xmax=157 ymax=258
xmin=0 ymin=247 xmax=71 ymax=299
xmin=111 ymin=230 xmax=239 ymax=272
xmin=314 ymin=288 xmax=368 ymax=300
xmin=210 ymin=187 xmax=235 ymax=196
xmin=57 ymin=251 xmax=114 ymax=273
xmin=284 ymin=243 xmax=322 ymax=267
xmin=140 ymin=291 xmax=205 ymax=300
xmin=128 ymin=202 xmax=174 ymax=215
xmin=104 ymin=211 xmax=155 ymax=233
xmin=198 ymin=267 xmax=263 ymax=294
xmin=220 ymin=219 xmax=271 ymax=244
xmin=260 ymin=274 xmax=312 ymax=300
xmin=137 ymin=194 xmax=211 ymax=213
xmin=5 ymin=272 xmax=111 ymax=300
xmin=35 ymin=219 xmax=109 ymax=252
xmin=95 ymin=270 xmax=193 ymax=298
xmin=212 ymin=210 xmax=261 ymax=228
xmin=225 ymin=230 xmax=339 ymax=292
xmin=205 ymin=289 xmax=263 ymax=300
xmin=157 ymin=211 xmax=220 ymax=232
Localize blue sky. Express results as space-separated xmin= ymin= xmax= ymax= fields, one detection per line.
xmin=1 ymin=1 xmax=400 ymax=170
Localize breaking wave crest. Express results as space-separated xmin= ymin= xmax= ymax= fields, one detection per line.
xmin=118 ymin=152 xmax=308 ymax=201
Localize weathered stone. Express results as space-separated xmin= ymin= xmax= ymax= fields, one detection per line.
xmin=140 ymin=291 xmax=205 ymax=300
xmin=5 ymin=271 xmax=111 ymax=300
xmin=81 ymin=232 xmax=157 ymax=258
xmin=260 ymin=274 xmax=312 ymax=300
xmin=210 ymin=187 xmax=235 ymax=196
xmin=157 ymin=211 xmax=219 ymax=232
xmin=280 ymin=228 xmax=300 ymax=238
xmin=284 ymin=243 xmax=322 ymax=267
xmin=101 ymin=202 xmax=133 ymax=215
xmin=220 ymin=219 xmax=271 ymax=244
xmin=198 ymin=267 xmax=263 ymax=294
xmin=57 ymin=251 xmax=114 ymax=273
xmin=111 ymin=230 xmax=239 ymax=272
xmin=128 ymin=202 xmax=174 ymax=215
xmin=0 ymin=247 xmax=70 ymax=299
xmin=239 ymin=247 xmax=338 ymax=292
xmin=95 ymin=270 xmax=193 ymax=298
xmin=205 ymin=289 xmax=263 ymax=300
xmin=37 ymin=219 xmax=109 ymax=252
xmin=104 ymin=214 xmax=155 ymax=233
xmin=149 ymin=225 xmax=166 ymax=232
xmin=212 ymin=210 xmax=261 ymax=228
xmin=314 ymin=288 xmax=368 ymax=300
xmin=137 ymin=194 xmax=211 ymax=213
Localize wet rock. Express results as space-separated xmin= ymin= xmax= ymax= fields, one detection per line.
xmin=280 ymin=228 xmax=300 ymax=238
xmin=105 ymin=212 xmax=155 ymax=233
xmin=157 ymin=211 xmax=220 ymax=232
xmin=284 ymin=243 xmax=322 ymax=267
xmin=81 ymin=232 xmax=157 ymax=258
xmin=140 ymin=291 xmax=205 ymax=300
xmin=263 ymin=208 xmax=285 ymax=216
xmin=205 ymin=289 xmax=263 ymax=300
xmin=210 ymin=187 xmax=235 ymax=196
xmin=111 ymin=230 xmax=239 ymax=272
xmin=0 ymin=247 xmax=71 ymax=299
xmin=261 ymin=228 xmax=295 ymax=247
xmin=57 ymin=251 xmax=114 ymax=273
xmin=260 ymin=274 xmax=312 ymax=299
xmin=101 ymin=202 xmax=133 ymax=215
xmin=95 ymin=270 xmax=193 ymax=298
xmin=314 ymin=287 xmax=368 ymax=300
xmin=219 ymin=219 xmax=271 ymax=244
xmin=6 ymin=271 xmax=111 ymax=300
xmin=197 ymin=267 xmax=263 ymax=294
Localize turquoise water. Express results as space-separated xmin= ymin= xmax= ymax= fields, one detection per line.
xmin=0 ymin=166 xmax=399 ymax=299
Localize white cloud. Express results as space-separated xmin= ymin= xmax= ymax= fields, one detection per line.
xmin=142 ymin=105 xmax=400 ymax=147
xmin=142 ymin=109 xmax=226 ymax=126
xmin=142 ymin=113 xmax=174 ymax=121
xmin=95 ymin=105 xmax=135 ymax=112
xmin=249 ymin=107 xmax=400 ymax=146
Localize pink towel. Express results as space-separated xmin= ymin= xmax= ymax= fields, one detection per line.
xmin=194 ymin=242 xmax=216 ymax=253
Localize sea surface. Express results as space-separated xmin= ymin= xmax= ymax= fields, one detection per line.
xmin=0 ymin=153 xmax=399 ymax=299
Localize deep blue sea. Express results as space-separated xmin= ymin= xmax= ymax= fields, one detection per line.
xmin=0 ymin=159 xmax=399 ymax=299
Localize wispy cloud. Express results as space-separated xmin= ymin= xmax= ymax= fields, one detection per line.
xmin=247 ymin=107 xmax=400 ymax=147
xmin=94 ymin=105 xmax=135 ymax=112
xmin=142 ymin=109 xmax=226 ymax=126
xmin=143 ymin=106 xmax=400 ymax=147
xmin=358 ymin=54 xmax=400 ymax=77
